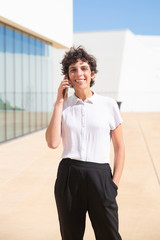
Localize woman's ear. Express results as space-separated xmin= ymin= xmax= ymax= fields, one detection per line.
xmin=91 ymin=71 xmax=95 ymax=79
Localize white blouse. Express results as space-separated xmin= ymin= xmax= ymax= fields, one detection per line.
xmin=61 ymin=91 xmax=123 ymax=164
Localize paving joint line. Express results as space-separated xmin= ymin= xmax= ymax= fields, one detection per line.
xmin=138 ymin=121 xmax=160 ymax=186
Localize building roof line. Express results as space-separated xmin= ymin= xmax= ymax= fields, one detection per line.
xmin=0 ymin=15 xmax=67 ymax=49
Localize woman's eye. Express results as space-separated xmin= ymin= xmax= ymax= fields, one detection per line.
xmin=82 ymin=67 xmax=87 ymax=70
xmin=70 ymin=69 xmax=76 ymax=72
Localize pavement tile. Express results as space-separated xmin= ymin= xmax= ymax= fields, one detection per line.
xmin=0 ymin=113 xmax=160 ymax=240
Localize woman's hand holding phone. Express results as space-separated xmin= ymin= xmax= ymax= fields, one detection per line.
xmin=56 ymin=76 xmax=71 ymax=104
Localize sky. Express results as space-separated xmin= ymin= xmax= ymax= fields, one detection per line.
xmin=73 ymin=0 xmax=160 ymax=35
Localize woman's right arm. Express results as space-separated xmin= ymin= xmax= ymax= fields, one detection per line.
xmin=45 ymin=78 xmax=70 ymax=149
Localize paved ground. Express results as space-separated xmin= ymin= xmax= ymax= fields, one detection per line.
xmin=0 ymin=113 xmax=160 ymax=240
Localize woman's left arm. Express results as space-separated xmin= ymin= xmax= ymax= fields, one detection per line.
xmin=110 ymin=124 xmax=125 ymax=187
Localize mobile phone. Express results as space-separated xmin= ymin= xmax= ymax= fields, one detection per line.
xmin=63 ymin=87 xmax=68 ymax=98
xmin=63 ymin=74 xmax=69 ymax=98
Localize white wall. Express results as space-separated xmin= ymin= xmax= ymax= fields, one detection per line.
xmin=74 ymin=30 xmax=160 ymax=111
xmin=73 ymin=30 xmax=129 ymax=103
xmin=52 ymin=48 xmax=74 ymax=102
xmin=74 ymin=30 xmax=126 ymax=99
xmin=119 ymin=30 xmax=160 ymax=111
xmin=0 ymin=0 xmax=73 ymax=48
xmin=52 ymin=30 xmax=126 ymax=102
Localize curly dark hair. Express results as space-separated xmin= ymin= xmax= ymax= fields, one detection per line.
xmin=61 ymin=46 xmax=98 ymax=87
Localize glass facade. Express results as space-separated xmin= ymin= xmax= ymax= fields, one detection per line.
xmin=0 ymin=23 xmax=54 ymax=143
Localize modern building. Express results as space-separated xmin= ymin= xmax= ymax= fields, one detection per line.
xmin=0 ymin=0 xmax=73 ymax=143
xmin=1 ymin=1 xmax=160 ymax=144
xmin=74 ymin=30 xmax=160 ymax=111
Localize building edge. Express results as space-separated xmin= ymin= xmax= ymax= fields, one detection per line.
xmin=0 ymin=15 xmax=68 ymax=49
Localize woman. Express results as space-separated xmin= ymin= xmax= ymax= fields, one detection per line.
xmin=45 ymin=46 xmax=125 ymax=240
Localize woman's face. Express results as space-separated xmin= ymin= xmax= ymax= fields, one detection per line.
xmin=68 ymin=59 xmax=94 ymax=91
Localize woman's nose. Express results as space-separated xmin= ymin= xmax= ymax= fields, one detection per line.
xmin=76 ymin=68 xmax=83 ymax=76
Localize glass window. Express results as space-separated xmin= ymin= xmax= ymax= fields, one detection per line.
xmin=0 ymin=24 xmax=5 ymax=142
xmin=0 ymin=23 xmax=54 ymax=143
xmin=15 ymin=30 xmax=23 ymax=137
xmin=29 ymin=36 xmax=36 ymax=131
xmin=22 ymin=33 xmax=30 ymax=134
xmin=15 ymin=30 xmax=22 ymax=92
xmin=42 ymin=43 xmax=48 ymax=127
xmin=47 ymin=45 xmax=53 ymax=123
xmin=6 ymin=26 xmax=14 ymax=140
xmin=15 ymin=93 xmax=23 ymax=137
xmin=36 ymin=39 xmax=42 ymax=129
xmin=0 ymin=94 xmax=5 ymax=143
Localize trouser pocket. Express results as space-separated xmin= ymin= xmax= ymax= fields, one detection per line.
xmin=54 ymin=158 xmax=71 ymax=198
xmin=104 ymin=165 xmax=118 ymax=199
xmin=111 ymin=179 xmax=118 ymax=191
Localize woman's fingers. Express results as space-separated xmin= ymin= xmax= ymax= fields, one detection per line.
xmin=56 ymin=78 xmax=71 ymax=103
xmin=60 ymin=79 xmax=71 ymax=89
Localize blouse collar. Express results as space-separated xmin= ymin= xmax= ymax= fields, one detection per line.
xmin=72 ymin=90 xmax=97 ymax=105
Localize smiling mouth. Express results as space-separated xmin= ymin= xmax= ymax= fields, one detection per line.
xmin=75 ymin=79 xmax=85 ymax=82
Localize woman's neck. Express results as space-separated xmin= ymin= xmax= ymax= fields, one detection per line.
xmin=74 ymin=88 xmax=93 ymax=101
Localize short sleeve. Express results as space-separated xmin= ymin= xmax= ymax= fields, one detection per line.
xmin=109 ymin=99 xmax=123 ymax=130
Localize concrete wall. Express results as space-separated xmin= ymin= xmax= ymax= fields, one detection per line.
xmin=73 ymin=30 xmax=160 ymax=111
xmin=74 ymin=30 xmax=126 ymax=98
xmin=52 ymin=31 xmax=126 ymax=103
xmin=0 ymin=0 xmax=73 ymax=48
xmin=119 ymin=31 xmax=160 ymax=111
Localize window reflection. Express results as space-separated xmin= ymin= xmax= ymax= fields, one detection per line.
xmin=0 ymin=23 xmax=5 ymax=141
xmin=6 ymin=27 xmax=14 ymax=139
xmin=29 ymin=37 xmax=36 ymax=131
xmin=22 ymin=33 xmax=30 ymax=134
xmin=36 ymin=40 xmax=42 ymax=129
xmin=0 ymin=24 xmax=53 ymax=143
xmin=15 ymin=30 xmax=23 ymax=137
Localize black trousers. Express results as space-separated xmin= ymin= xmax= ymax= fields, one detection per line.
xmin=54 ymin=158 xmax=122 ymax=240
